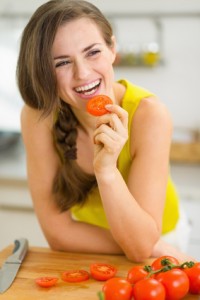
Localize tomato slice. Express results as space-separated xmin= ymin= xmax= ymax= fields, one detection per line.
xmin=86 ymin=95 xmax=113 ymax=116
xmin=35 ymin=276 xmax=58 ymax=288
xmin=61 ymin=270 xmax=90 ymax=283
xmin=90 ymin=263 xmax=117 ymax=281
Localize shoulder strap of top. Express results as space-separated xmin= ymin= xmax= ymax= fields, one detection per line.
xmin=117 ymin=79 xmax=155 ymax=181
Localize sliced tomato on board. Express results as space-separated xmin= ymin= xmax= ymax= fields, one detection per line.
xmin=87 ymin=95 xmax=113 ymax=116
xmin=35 ymin=276 xmax=58 ymax=288
xmin=61 ymin=269 xmax=90 ymax=283
xmin=90 ymin=263 xmax=117 ymax=281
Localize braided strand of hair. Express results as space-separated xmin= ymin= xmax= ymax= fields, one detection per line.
xmin=52 ymin=100 xmax=96 ymax=211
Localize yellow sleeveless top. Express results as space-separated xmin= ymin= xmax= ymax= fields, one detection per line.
xmin=71 ymin=79 xmax=179 ymax=234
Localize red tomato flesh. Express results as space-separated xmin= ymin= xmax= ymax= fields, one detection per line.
xmin=102 ymin=277 xmax=132 ymax=300
xmin=61 ymin=269 xmax=90 ymax=283
xmin=86 ymin=95 xmax=113 ymax=116
xmin=133 ymin=278 xmax=166 ymax=300
xmin=35 ymin=276 xmax=58 ymax=288
xmin=151 ymin=255 xmax=179 ymax=271
xmin=156 ymin=268 xmax=189 ymax=300
xmin=183 ymin=262 xmax=200 ymax=294
xmin=127 ymin=265 xmax=149 ymax=284
xmin=90 ymin=263 xmax=117 ymax=281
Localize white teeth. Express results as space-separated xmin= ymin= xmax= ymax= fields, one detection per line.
xmin=75 ymin=80 xmax=100 ymax=92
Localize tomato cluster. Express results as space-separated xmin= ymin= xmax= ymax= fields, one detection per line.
xmin=101 ymin=256 xmax=200 ymax=300
xmin=35 ymin=256 xmax=200 ymax=300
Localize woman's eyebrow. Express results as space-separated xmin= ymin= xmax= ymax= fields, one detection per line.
xmin=54 ymin=54 xmax=69 ymax=60
xmin=82 ymin=43 xmax=100 ymax=52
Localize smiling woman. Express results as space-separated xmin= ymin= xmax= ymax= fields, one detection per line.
xmin=16 ymin=0 xmax=193 ymax=263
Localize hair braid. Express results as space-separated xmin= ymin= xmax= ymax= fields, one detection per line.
xmin=54 ymin=101 xmax=78 ymax=161
xmin=52 ymin=101 xmax=96 ymax=211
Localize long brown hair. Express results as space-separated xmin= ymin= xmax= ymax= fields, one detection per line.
xmin=16 ymin=0 xmax=114 ymax=211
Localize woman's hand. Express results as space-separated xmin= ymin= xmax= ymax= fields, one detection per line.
xmin=151 ymin=239 xmax=196 ymax=262
xmin=93 ymin=104 xmax=128 ymax=174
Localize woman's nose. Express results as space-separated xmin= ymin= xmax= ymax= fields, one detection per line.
xmin=73 ymin=60 xmax=90 ymax=80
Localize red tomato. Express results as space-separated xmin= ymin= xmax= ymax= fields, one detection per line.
xmin=102 ymin=277 xmax=132 ymax=300
xmin=127 ymin=265 xmax=149 ymax=284
xmin=183 ymin=262 xmax=200 ymax=294
xmin=90 ymin=263 xmax=117 ymax=281
xmin=151 ymin=256 xmax=179 ymax=271
xmin=61 ymin=270 xmax=90 ymax=283
xmin=86 ymin=95 xmax=113 ymax=116
xmin=35 ymin=276 xmax=58 ymax=288
xmin=133 ymin=278 xmax=166 ymax=300
xmin=156 ymin=268 xmax=189 ymax=300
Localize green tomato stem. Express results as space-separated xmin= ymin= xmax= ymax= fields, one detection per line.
xmin=97 ymin=291 xmax=105 ymax=300
xmin=145 ymin=259 xmax=195 ymax=278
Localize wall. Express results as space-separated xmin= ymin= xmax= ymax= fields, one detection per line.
xmin=0 ymin=0 xmax=200 ymax=131
xmin=0 ymin=0 xmax=200 ymax=256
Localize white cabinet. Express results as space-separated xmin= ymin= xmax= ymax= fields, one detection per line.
xmin=0 ymin=178 xmax=48 ymax=250
xmin=181 ymin=197 xmax=200 ymax=260
xmin=171 ymin=163 xmax=200 ymax=260
xmin=0 ymin=140 xmax=48 ymax=250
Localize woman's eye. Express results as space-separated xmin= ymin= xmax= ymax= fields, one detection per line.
xmin=88 ymin=49 xmax=101 ymax=57
xmin=55 ymin=60 xmax=71 ymax=68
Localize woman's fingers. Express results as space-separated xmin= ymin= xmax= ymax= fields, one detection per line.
xmin=95 ymin=104 xmax=128 ymax=133
xmin=105 ymin=104 xmax=129 ymax=129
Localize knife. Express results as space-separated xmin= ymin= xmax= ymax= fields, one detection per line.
xmin=0 ymin=238 xmax=28 ymax=293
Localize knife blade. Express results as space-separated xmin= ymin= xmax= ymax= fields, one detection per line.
xmin=0 ymin=238 xmax=28 ymax=293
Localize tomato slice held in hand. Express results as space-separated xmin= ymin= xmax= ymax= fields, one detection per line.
xmin=133 ymin=278 xmax=166 ymax=300
xmin=127 ymin=265 xmax=149 ymax=284
xmin=35 ymin=276 xmax=58 ymax=288
xmin=90 ymin=263 xmax=117 ymax=281
xmin=87 ymin=95 xmax=113 ymax=116
xmin=156 ymin=268 xmax=189 ymax=300
xmin=151 ymin=255 xmax=179 ymax=271
xmin=183 ymin=262 xmax=200 ymax=294
xmin=102 ymin=277 xmax=133 ymax=300
xmin=61 ymin=270 xmax=90 ymax=283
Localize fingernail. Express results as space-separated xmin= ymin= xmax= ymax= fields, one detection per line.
xmin=105 ymin=104 xmax=112 ymax=109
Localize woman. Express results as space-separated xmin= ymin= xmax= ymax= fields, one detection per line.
xmin=17 ymin=0 xmax=191 ymax=262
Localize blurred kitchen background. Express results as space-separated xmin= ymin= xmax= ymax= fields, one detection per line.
xmin=0 ymin=0 xmax=200 ymax=259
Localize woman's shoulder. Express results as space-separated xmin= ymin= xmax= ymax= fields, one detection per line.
xmin=21 ymin=104 xmax=53 ymax=132
xmin=20 ymin=104 xmax=55 ymax=152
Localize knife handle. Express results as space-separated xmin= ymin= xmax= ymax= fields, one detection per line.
xmin=6 ymin=238 xmax=29 ymax=264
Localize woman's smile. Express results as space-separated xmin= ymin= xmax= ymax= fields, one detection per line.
xmin=74 ymin=79 xmax=101 ymax=96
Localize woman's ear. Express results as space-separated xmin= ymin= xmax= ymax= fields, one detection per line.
xmin=110 ymin=35 xmax=117 ymax=63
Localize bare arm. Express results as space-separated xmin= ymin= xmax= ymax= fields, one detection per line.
xmin=93 ymin=97 xmax=173 ymax=261
xmin=21 ymin=105 xmax=122 ymax=254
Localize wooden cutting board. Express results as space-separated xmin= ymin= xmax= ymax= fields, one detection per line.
xmin=0 ymin=245 xmax=199 ymax=300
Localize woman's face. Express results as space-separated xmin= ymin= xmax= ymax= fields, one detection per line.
xmin=52 ymin=17 xmax=116 ymax=112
